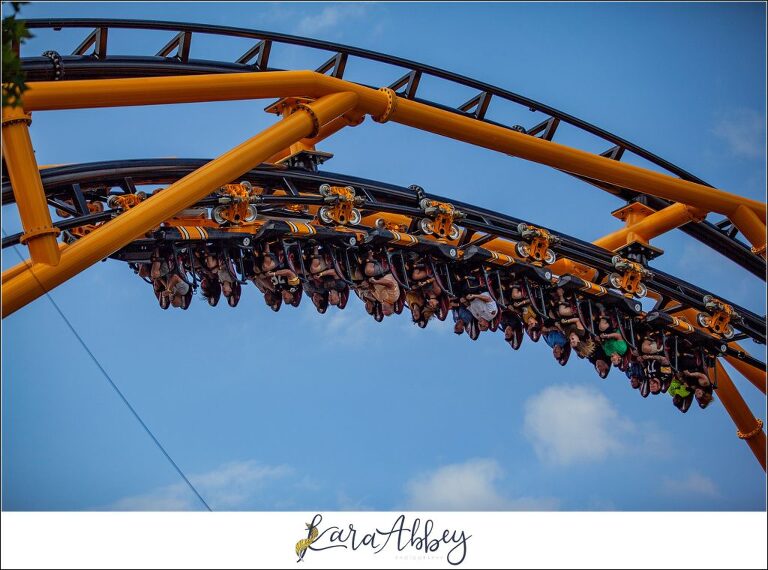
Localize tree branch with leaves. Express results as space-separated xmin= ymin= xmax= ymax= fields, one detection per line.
xmin=2 ymin=2 xmax=32 ymax=108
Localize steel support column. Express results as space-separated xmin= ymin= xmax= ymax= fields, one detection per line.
xmin=712 ymin=360 xmax=766 ymax=471
xmin=1 ymin=106 xmax=62 ymax=266
xmin=594 ymin=203 xmax=707 ymax=251
xmin=725 ymin=348 xmax=767 ymax=395
xmin=266 ymin=111 xmax=365 ymax=163
xmin=1 ymin=242 xmax=68 ymax=285
xmin=730 ymin=204 xmax=767 ymax=260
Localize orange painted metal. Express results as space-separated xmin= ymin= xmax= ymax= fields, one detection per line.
xmin=1 ymin=107 xmax=61 ymax=266
xmin=2 ymin=92 xmax=358 ymax=316
xmin=1 ymin=242 xmax=67 ymax=284
xmin=266 ymin=112 xmax=366 ymax=163
xmin=713 ymin=360 xmax=767 ymax=471
xmin=724 ymin=346 xmax=767 ymax=395
xmin=731 ymin=204 xmax=767 ymax=260
xmin=21 ymin=72 xmax=765 ymax=222
xmin=595 ymin=203 xmax=707 ymax=251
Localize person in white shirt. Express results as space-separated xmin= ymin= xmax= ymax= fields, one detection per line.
xmin=465 ymin=291 xmax=498 ymax=331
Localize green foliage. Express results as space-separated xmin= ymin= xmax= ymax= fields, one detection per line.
xmin=2 ymin=2 xmax=32 ymax=108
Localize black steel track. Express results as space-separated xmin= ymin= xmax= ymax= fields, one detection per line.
xmin=18 ymin=18 xmax=765 ymax=279
xmin=2 ymin=158 xmax=764 ymax=347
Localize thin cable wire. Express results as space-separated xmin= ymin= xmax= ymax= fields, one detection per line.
xmin=3 ymin=231 xmax=212 ymax=511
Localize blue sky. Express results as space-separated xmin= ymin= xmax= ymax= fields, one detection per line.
xmin=2 ymin=2 xmax=766 ymax=511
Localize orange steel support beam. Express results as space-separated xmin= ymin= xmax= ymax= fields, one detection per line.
xmin=548 ymin=258 xmax=599 ymax=281
xmin=725 ymin=347 xmax=767 ymax=395
xmin=594 ymin=203 xmax=707 ymax=251
xmin=730 ymin=204 xmax=767 ymax=260
xmin=21 ymin=71 xmax=386 ymax=113
xmin=1 ymin=106 xmax=62 ymax=266
xmin=712 ymin=360 xmax=766 ymax=471
xmin=2 ymin=92 xmax=358 ymax=317
xmin=267 ymin=111 xmax=365 ymax=163
xmin=1 ymin=242 xmax=68 ymax=285
xmin=21 ymin=72 xmax=765 ymax=222
xmin=391 ymin=100 xmax=766 ymax=220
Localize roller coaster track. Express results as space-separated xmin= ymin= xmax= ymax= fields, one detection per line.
xmin=17 ymin=18 xmax=766 ymax=279
xmin=2 ymin=19 xmax=765 ymax=468
xmin=2 ymin=158 xmax=766 ymax=351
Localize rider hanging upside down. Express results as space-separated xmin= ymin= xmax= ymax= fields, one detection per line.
xmin=452 ymin=302 xmax=477 ymax=338
xmin=509 ymin=282 xmax=541 ymax=339
xmin=364 ymin=250 xmax=400 ymax=317
xmin=499 ymin=310 xmax=524 ymax=350
xmin=163 ymin=273 xmax=192 ymax=309
xmin=463 ymin=291 xmax=498 ymax=332
xmin=252 ymin=248 xmax=281 ymax=311
xmin=303 ymin=278 xmax=328 ymax=314
xmin=566 ymin=326 xmax=596 ymax=359
xmin=308 ymin=247 xmax=347 ymax=308
xmin=262 ymin=243 xmax=302 ymax=308
xmin=137 ymin=261 xmax=164 ymax=307
xmin=552 ymin=287 xmax=584 ymax=332
xmin=406 ymin=289 xmax=436 ymax=328
xmin=540 ymin=322 xmax=570 ymax=365
xmin=199 ymin=275 xmax=222 ymax=307
xmin=347 ymin=253 xmax=379 ymax=318
xmin=588 ymin=345 xmax=612 ymax=379
xmin=596 ymin=311 xmax=628 ymax=367
xmin=216 ymin=254 xmax=240 ymax=307
xmin=250 ymin=248 xmax=274 ymax=295
xmin=667 ymin=344 xmax=702 ymax=414
xmin=639 ymin=335 xmax=673 ymax=395
xmin=624 ymin=353 xmax=647 ymax=393
xmin=410 ymin=261 xmax=444 ymax=313
xmin=676 ymin=343 xmax=714 ymax=409
xmin=147 ymin=249 xmax=191 ymax=309
xmin=668 ymin=377 xmax=694 ymax=413
xmin=191 ymin=249 xmax=221 ymax=307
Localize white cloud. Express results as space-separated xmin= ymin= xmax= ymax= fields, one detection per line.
xmin=337 ymin=491 xmax=374 ymax=511
xmin=404 ymin=459 xmax=559 ymax=511
xmin=314 ymin=304 xmax=378 ymax=347
xmin=297 ymin=4 xmax=371 ymax=37
xmin=110 ymin=460 xmax=292 ymax=511
xmin=524 ymin=385 xmax=645 ymax=466
xmin=712 ymin=109 xmax=766 ymax=159
xmin=662 ymin=472 xmax=719 ymax=499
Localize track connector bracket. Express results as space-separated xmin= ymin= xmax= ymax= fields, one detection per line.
xmin=318 ymin=184 xmax=362 ymax=226
xmin=211 ymin=181 xmax=259 ymax=226
xmin=107 ymin=191 xmax=147 ymax=212
xmin=515 ymin=223 xmax=559 ymax=265
xmin=608 ymin=254 xmax=652 ymax=298
xmin=614 ymin=240 xmax=664 ymax=267
xmin=697 ymin=295 xmax=740 ymax=339
xmin=279 ymin=149 xmax=334 ymax=172
xmin=418 ymin=198 xmax=464 ymax=240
